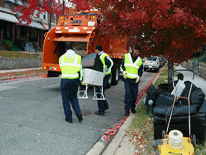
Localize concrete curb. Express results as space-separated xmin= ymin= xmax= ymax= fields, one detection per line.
xmin=86 ymin=137 xmax=107 ymax=155
xmin=102 ymin=115 xmax=135 ymax=155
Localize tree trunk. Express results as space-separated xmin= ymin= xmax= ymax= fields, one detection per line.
xmin=168 ymin=54 xmax=174 ymax=92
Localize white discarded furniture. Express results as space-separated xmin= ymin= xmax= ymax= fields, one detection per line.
xmin=77 ymin=68 xmax=105 ymax=100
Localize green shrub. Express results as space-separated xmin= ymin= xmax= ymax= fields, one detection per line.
xmin=16 ymin=38 xmax=26 ymax=51
xmin=192 ymin=51 xmax=202 ymax=58
xmin=5 ymin=41 xmax=12 ymax=51
xmin=32 ymin=41 xmax=38 ymax=50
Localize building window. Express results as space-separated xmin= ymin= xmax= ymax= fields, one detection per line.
xmin=5 ymin=2 xmax=10 ymax=9
xmin=20 ymin=26 xmax=27 ymax=37
xmin=31 ymin=28 xmax=37 ymax=39
xmin=0 ymin=0 xmax=4 ymax=7
xmin=43 ymin=12 xmax=46 ymax=20
xmin=6 ymin=23 xmax=11 ymax=39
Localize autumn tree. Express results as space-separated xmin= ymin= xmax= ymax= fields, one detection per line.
xmin=80 ymin=0 xmax=205 ymax=63
xmin=13 ymin=0 xmax=93 ymax=26
xmin=15 ymin=0 xmax=206 ymax=62
xmin=13 ymin=0 xmax=60 ymax=25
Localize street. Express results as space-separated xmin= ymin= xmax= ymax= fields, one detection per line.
xmin=0 ymin=71 xmax=157 ymax=155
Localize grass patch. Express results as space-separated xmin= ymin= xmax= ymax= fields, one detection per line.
xmin=153 ymin=77 xmax=168 ymax=87
xmin=127 ymin=103 xmax=156 ymax=154
xmin=159 ymin=72 xmax=168 ymax=76
xmin=195 ymin=143 xmax=206 ymax=154
xmin=0 ymin=50 xmax=38 ymax=58
xmin=0 ymin=70 xmax=47 ymax=78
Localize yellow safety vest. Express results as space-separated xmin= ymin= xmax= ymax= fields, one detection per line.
xmin=100 ymin=53 xmax=113 ymax=75
xmin=59 ymin=54 xmax=83 ymax=80
xmin=124 ymin=53 xmax=142 ymax=79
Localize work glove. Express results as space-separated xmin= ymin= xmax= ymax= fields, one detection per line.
xmin=103 ymin=68 xmax=108 ymax=75
xmin=135 ymin=75 xmax=140 ymax=83
xmin=81 ymin=80 xmax=87 ymax=86
xmin=123 ymin=71 xmax=127 ymax=79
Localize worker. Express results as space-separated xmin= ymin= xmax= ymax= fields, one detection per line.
xmin=95 ymin=45 xmax=114 ymax=116
xmin=59 ymin=42 xmax=86 ymax=123
xmin=120 ymin=44 xmax=143 ymax=116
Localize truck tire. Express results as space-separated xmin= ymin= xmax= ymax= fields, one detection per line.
xmin=106 ymin=74 xmax=112 ymax=89
xmin=112 ymin=63 xmax=119 ymax=85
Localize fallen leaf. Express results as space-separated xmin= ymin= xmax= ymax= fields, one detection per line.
xmin=144 ymin=125 xmax=148 ymax=129
xmin=128 ymin=139 xmax=132 ymax=142
xmin=37 ymin=134 xmax=40 ymax=136
xmin=114 ymin=118 xmax=116 ymax=119
xmin=125 ymin=133 xmax=129 ymax=136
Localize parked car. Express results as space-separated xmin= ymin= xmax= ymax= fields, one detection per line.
xmin=159 ymin=57 xmax=166 ymax=67
xmin=143 ymin=56 xmax=160 ymax=72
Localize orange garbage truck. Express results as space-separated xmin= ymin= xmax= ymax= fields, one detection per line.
xmin=42 ymin=11 xmax=128 ymax=87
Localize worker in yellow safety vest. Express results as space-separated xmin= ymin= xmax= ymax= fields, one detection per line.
xmin=95 ymin=45 xmax=114 ymax=116
xmin=120 ymin=44 xmax=143 ymax=116
xmin=59 ymin=42 xmax=86 ymax=123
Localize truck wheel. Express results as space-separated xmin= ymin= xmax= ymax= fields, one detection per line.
xmin=112 ymin=63 xmax=119 ymax=85
xmin=106 ymin=74 xmax=112 ymax=89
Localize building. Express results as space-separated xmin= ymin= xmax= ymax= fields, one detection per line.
xmin=0 ymin=0 xmax=57 ymax=50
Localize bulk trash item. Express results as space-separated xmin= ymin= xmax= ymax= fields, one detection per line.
xmin=155 ymin=92 xmax=174 ymax=106
xmin=171 ymin=80 xmax=185 ymax=99
xmin=145 ymin=83 xmax=159 ymax=114
xmin=77 ymin=68 xmax=105 ymax=100
xmin=154 ymin=69 xmax=206 ymax=149
xmin=82 ymin=53 xmax=103 ymax=72
xmin=180 ymin=81 xmax=205 ymax=110
xmin=156 ymin=83 xmax=172 ymax=94
xmin=78 ymin=53 xmax=105 ymax=100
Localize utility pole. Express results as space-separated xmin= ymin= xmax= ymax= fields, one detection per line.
xmin=168 ymin=54 xmax=174 ymax=92
xmin=48 ymin=0 xmax=52 ymax=30
xmin=63 ymin=0 xmax=65 ymax=15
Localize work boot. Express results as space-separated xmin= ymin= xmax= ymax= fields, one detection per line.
xmin=77 ymin=114 xmax=83 ymax=122
xmin=95 ymin=111 xmax=104 ymax=116
xmin=131 ymin=108 xmax=136 ymax=114
xmin=65 ymin=118 xmax=73 ymax=123
xmin=105 ymin=105 xmax=109 ymax=111
xmin=125 ymin=110 xmax=129 ymax=116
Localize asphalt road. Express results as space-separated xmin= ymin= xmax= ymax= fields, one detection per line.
xmin=0 ymin=70 xmax=157 ymax=155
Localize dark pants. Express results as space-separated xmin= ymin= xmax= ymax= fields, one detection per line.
xmin=124 ymin=82 xmax=139 ymax=111
xmin=95 ymin=76 xmax=109 ymax=112
xmin=61 ymin=79 xmax=81 ymax=121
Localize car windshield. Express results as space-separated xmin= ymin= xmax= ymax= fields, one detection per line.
xmin=147 ymin=57 xmax=158 ymax=61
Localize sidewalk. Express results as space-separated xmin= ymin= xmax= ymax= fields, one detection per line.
xmin=88 ymin=64 xmax=206 ymax=155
